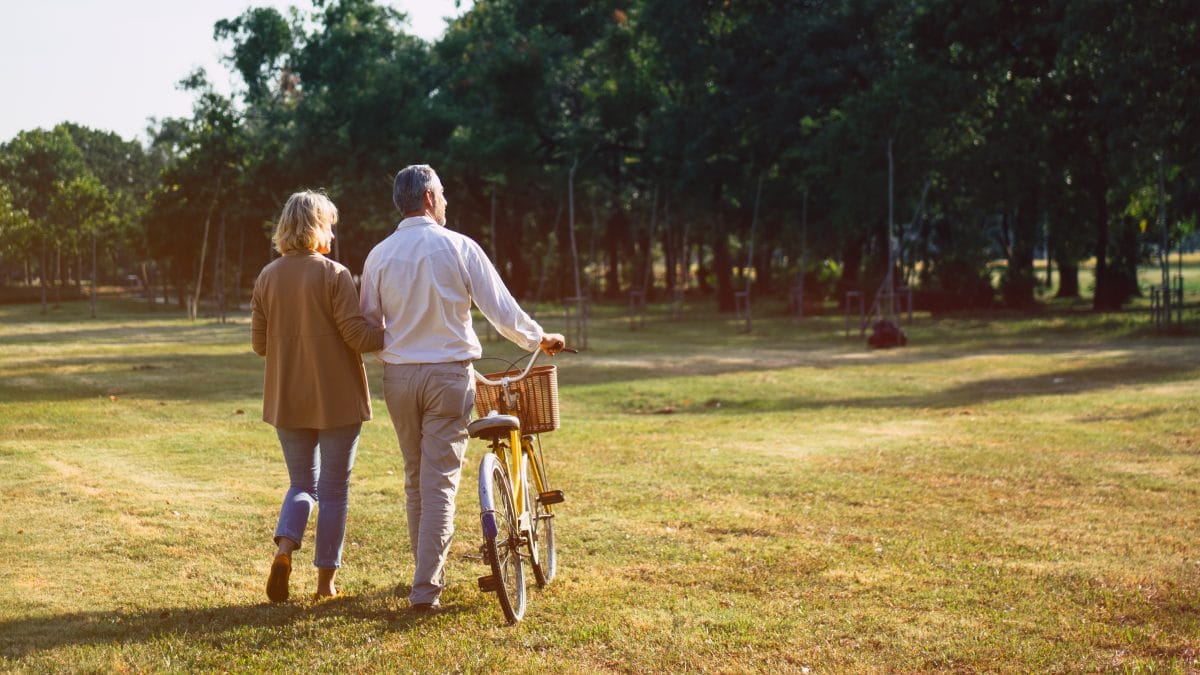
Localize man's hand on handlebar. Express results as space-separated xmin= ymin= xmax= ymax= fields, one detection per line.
xmin=539 ymin=333 xmax=567 ymax=356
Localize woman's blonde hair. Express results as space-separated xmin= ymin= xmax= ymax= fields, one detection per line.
xmin=272 ymin=190 xmax=338 ymax=254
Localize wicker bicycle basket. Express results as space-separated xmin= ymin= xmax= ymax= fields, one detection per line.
xmin=474 ymin=364 xmax=560 ymax=434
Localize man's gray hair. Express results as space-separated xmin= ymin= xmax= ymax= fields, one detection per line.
xmin=393 ymin=164 xmax=442 ymax=214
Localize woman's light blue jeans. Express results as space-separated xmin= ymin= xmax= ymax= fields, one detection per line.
xmin=273 ymin=423 xmax=361 ymax=570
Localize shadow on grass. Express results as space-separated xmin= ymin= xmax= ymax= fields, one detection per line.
xmin=0 ymin=352 xmax=264 ymax=403
xmin=0 ymin=591 xmax=461 ymax=659
xmin=6 ymin=333 xmax=1197 ymax=407
xmin=0 ymin=320 xmax=248 ymax=349
xmin=4 ymin=300 xmax=1197 ymax=405
xmin=561 ymin=334 xmax=1200 ymax=389
xmin=626 ymin=358 xmax=1200 ymax=415
xmin=810 ymin=358 xmax=1200 ymax=410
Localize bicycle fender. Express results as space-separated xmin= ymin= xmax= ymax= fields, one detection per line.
xmin=478 ymin=454 xmax=502 ymax=539
xmin=480 ymin=510 xmax=499 ymax=539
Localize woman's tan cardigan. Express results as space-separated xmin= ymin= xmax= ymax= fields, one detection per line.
xmin=251 ymin=251 xmax=384 ymax=429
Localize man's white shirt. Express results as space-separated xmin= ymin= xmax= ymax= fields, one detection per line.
xmin=360 ymin=216 xmax=544 ymax=364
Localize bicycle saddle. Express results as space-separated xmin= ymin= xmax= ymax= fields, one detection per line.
xmin=468 ymin=414 xmax=520 ymax=441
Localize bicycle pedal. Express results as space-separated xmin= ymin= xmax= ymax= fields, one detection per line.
xmin=538 ymin=490 xmax=565 ymax=505
xmin=478 ymin=575 xmax=500 ymax=593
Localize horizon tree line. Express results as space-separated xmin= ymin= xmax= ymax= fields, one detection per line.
xmin=1 ymin=0 xmax=1197 ymax=316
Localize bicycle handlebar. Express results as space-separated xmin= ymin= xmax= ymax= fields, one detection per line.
xmin=472 ymin=345 xmax=575 ymax=387
xmin=473 ymin=349 xmax=541 ymax=387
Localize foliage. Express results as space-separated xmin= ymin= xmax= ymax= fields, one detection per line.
xmin=0 ymin=124 xmax=156 ymax=300
xmin=2 ymin=0 xmax=1198 ymax=313
xmin=0 ymin=185 xmax=32 ymax=275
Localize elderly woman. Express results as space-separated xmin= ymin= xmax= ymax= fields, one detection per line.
xmin=251 ymin=190 xmax=383 ymax=602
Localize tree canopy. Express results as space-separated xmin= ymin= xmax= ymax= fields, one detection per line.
xmin=2 ymin=0 xmax=1197 ymax=314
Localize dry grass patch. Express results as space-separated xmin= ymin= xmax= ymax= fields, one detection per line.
xmin=1 ymin=299 xmax=1198 ymax=671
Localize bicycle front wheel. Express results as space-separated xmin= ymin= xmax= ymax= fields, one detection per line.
xmin=478 ymin=453 xmax=526 ymax=623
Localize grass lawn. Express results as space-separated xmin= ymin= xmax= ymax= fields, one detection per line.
xmin=1 ymin=297 xmax=1198 ymax=672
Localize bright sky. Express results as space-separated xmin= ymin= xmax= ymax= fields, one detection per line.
xmin=0 ymin=0 xmax=472 ymax=144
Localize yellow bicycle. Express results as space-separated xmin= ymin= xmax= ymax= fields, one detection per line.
xmin=469 ymin=348 xmax=572 ymax=623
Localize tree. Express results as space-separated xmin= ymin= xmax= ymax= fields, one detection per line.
xmin=60 ymin=123 xmax=159 ymax=292
xmin=0 ymin=185 xmax=33 ymax=286
xmin=0 ymin=127 xmax=89 ymax=311
xmin=150 ymin=0 xmax=1199 ymax=319
xmin=145 ymin=73 xmax=247 ymax=318
xmin=48 ymin=174 xmax=115 ymax=316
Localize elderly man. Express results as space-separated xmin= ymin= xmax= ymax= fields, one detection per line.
xmin=360 ymin=164 xmax=565 ymax=611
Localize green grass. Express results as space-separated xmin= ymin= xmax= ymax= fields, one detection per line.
xmin=1029 ymin=251 xmax=1200 ymax=306
xmin=1 ymin=297 xmax=1199 ymax=672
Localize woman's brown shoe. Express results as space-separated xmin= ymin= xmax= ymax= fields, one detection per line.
xmin=266 ymin=553 xmax=291 ymax=603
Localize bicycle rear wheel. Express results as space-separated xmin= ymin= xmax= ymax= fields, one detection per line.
xmin=524 ymin=449 xmax=557 ymax=586
xmin=478 ymin=453 xmax=526 ymax=623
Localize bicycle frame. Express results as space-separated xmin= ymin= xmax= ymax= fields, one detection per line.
xmin=501 ymin=427 xmax=528 ymax=536
xmin=473 ymin=346 xmax=567 ymax=622
xmin=487 ymin=411 xmax=551 ymax=542
xmin=475 ymin=350 xmax=547 ymax=538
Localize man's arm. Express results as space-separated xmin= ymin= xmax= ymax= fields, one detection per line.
xmin=359 ymin=249 xmax=384 ymax=336
xmin=462 ymin=239 xmax=544 ymax=352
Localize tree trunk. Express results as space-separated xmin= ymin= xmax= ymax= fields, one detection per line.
xmin=837 ymin=236 xmax=865 ymax=307
xmin=553 ymin=201 xmax=573 ymax=300
xmin=566 ymin=160 xmax=582 ymax=300
xmin=1002 ymin=199 xmax=1038 ymax=308
xmin=635 ymin=224 xmax=651 ymax=297
xmin=640 ymin=187 xmax=658 ymax=300
xmin=694 ymin=241 xmax=711 ymax=294
xmin=498 ymin=209 xmax=529 ymax=299
xmin=744 ymin=175 xmax=763 ymax=300
xmin=549 ymin=202 xmax=565 ymax=301
xmin=235 ymin=222 xmax=245 ymax=307
xmin=39 ymin=242 xmax=48 ymax=314
xmin=663 ymin=203 xmax=676 ymax=295
xmin=714 ymin=229 xmax=734 ymax=312
xmin=141 ymin=262 xmax=153 ymax=306
xmin=215 ymin=212 xmax=226 ymax=323
xmin=490 ymin=192 xmax=498 ymax=263
xmin=1055 ymin=259 xmax=1080 ymax=298
xmin=90 ymin=230 xmax=97 ymax=318
xmin=1109 ymin=218 xmax=1142 ymax=303
xmin=191 ymin=179 xmax=221 ymax=320
xmin=159 ymin=260 xmax=170 ymax=306
xmin=917 ymin=213 xmax=933 ymax=288
xmin=1090 ymin=169 xmax=1117 ymax=310
xmin=163 ymin=262 xmax=172 ymax=306
xmin=753 ymin=240 xmax=773 ymax=296
xmin=54 ymin=246 xmax=62 ymax=302
xmin=175 ymin=264 xmax=187 ymax=309
xmin=588 ymin=194 xmax=598 ymax=295
xmin=1044 ymin=237 xmax=1053 ymax=289
xmin=604 ymin=209 xmax=628 ymax=299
